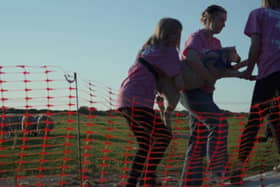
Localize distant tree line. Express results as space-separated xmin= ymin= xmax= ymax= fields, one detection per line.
xmin=0 ymin=106 xmax=248 ymax=117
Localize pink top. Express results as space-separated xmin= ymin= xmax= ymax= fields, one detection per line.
xmin=244 ymin=8 xmax=280 ymax=79
xmin=116 ymin=45 xmax=182 ymax=109
xmin=181 ymin=29 xmax=222 ymax=92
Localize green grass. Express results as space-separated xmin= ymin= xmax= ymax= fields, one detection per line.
xmin=0 ymin=112 xmax=279 ymax=183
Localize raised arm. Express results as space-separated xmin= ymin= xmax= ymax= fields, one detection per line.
xmin=244 ymin=33 xmax=261 ymax=78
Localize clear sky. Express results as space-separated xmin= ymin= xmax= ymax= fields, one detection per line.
xmin=0 ymin=0 xmax=262 ymax=112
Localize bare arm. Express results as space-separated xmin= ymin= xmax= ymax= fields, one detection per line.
xmin=182 ymin=48 xmax=215 ymax=84
xmin=244 ymin=34 xmax=261 ymax=78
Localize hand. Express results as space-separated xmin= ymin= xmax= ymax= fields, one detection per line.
xmin=248 ymin=75 xmax=257 ymax=80
xmin=238 ymin=69 xmax=256 ymax=80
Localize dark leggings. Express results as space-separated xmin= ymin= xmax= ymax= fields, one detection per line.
xmin=238 ymin=71 xmax=280 ymax=162
xmin=120 ymin=107 xmax=172 ymax=187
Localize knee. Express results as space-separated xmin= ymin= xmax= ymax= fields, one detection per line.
xmin=162 ymin=128 xmax=172 ymax=143
xmin=157 ymin=128 xmax=173 ymax=144
xmin=166 ymin=105 xmax=176 ymax=113
xmin=156 ymin=95 xmax=164 ymax=108
xmin=208 ymin=121 xmax=228 ymax=137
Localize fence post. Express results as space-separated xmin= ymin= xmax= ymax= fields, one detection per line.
xmin=65 ymin=72 xmax=83 ymax=186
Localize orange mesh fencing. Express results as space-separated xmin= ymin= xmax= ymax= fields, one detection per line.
xmin=0 ymin=65 xmax=279 ymax=186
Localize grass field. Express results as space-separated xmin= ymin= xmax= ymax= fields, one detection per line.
xmin=0 ymin=111 xmax=279 ymax=185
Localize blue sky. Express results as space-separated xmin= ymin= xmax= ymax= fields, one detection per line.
xmin=0 ymin=0 xmax=262 ymax=112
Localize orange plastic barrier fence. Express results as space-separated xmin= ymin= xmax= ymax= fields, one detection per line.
xmin=0 ymin=65 xmax=279 ymax=187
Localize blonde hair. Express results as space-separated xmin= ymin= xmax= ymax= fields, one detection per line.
xmin=200 ymin=5 xmax=227 ymax=26
xmin=142 ymin=17 xmax=182 ymax=50
xmin=262 ymin=0 xmax=280 ymax=8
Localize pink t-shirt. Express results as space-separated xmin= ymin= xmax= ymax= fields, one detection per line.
xmin=181 ymin=29 xmax=222 ymax=92
xmin=116 ymin=45 xmax=182 ymax=109
xmin=244 ymin=8 xmax=280 ymax=79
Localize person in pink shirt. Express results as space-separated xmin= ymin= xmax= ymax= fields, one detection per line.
xmin=116 ymin=17 xmax=183 ymax=187
xmin=179 ymin=5 xmax=229 ymax=186
xmin=230 ymin=0 xmax=280 ymax=184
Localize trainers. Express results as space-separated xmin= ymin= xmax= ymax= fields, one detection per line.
xmin=229 ymin=168 xmax=243 ymax=185
xmin=139 ymin=174 xmax=162 ymax=186
xmin=205 ymin=174 xmax=223 ymax=186
xmin=273 ymin=164 xmax=280 ymax=172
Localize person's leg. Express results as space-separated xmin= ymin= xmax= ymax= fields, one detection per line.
xmin=180 ymin=115 xmax=208 ymax=186
xmin=237 ymin=103 xmax=262 ymax=163
xmin=267 ymin=90 xmax=280 ymax=154
xmin=230 ymin=83 xmax=264 ymax=184
xmin=207 ymin=116 xmax=229 ymax=180
xmin=120 ymin=108 xmax=154 ymax=187
xmin=265 ymin=117 xmax=273 ymax=139
xmin=232 ymin=72 xmax=280 ymax=183
xmin=180 ymin=90 xmax=226 ymax=186
xmin=142 ymin=114 xmax=172 ymax=185
xmin=270 ymin=89 xmax=280 ymax=172
xmin=264 ymin=88 xmax=280 ymax=173
xmin=239 ymin=73 xmax=280 ymax=162
xmin=192 ymin=92 xmax=229 ymax=182
xmin=258 ymin=121 xmax=272 ymax=143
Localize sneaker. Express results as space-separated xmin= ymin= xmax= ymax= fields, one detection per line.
xmin=139 ymin=174 xmax=162 ymax=186
xmin=205 ymin=174 xmax=223 ymax=186
xmin=229 ymin=168 xmax=243 ymax=185
xmin=273 ymin=164 xmax=280 ymax=172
